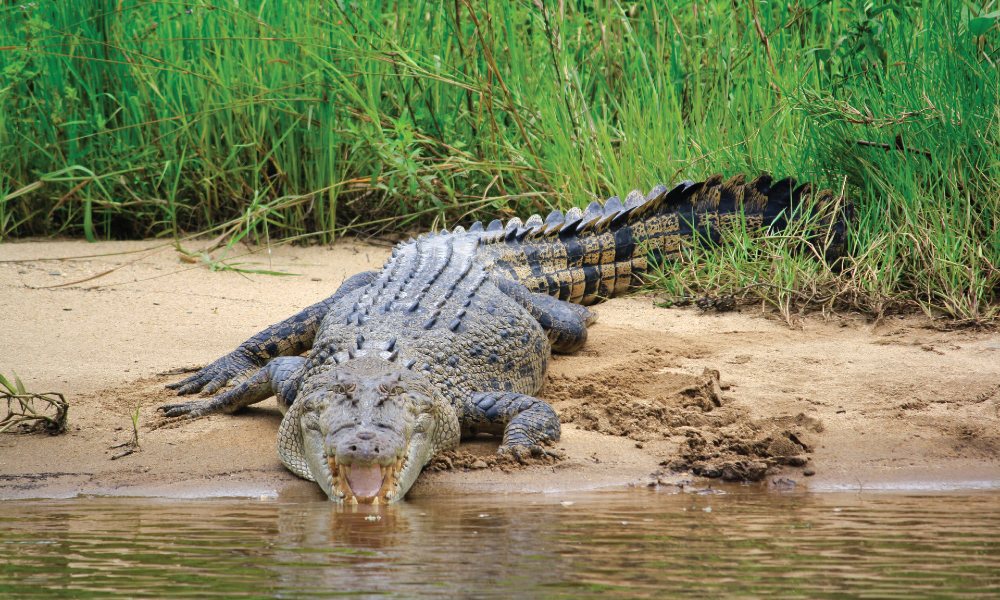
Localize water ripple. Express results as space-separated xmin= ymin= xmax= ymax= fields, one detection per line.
xmin=1 ymin=491 xmax=998 ymax=598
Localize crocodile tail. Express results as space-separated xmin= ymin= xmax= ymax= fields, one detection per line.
xmin=474 ymin=173 xmax=848 ymax=306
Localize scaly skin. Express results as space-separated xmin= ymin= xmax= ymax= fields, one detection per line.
xmin=160 ymin=173 xmax=847 ymax=503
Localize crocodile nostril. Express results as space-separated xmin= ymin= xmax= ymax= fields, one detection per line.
xmin=350 ymin=445 xmax=357 ymax=452
xmin=374 ymin=446 xmax=380 ymax=454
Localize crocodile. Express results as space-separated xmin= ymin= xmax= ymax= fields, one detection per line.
xmin=160 ymin=173 xmax=846 ymax=504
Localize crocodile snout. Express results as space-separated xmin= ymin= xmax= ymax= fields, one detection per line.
xmin=335 ymin=428 xmax=389 ymax=463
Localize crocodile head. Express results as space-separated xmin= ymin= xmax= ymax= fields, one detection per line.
xmin=279 ymin=357 xmax=459 ymax=504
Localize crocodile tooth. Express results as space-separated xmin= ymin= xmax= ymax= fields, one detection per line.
xmin=385 ymin=490 xmax=394 ymax=500
xmin=371 ymin=496 xmax=381 ymax=506
xmin=349 ymin=496 xmax=358 ymax=505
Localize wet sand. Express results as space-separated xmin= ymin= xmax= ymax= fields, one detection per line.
xmin=1 ymin=239 xmax=998 ymax=499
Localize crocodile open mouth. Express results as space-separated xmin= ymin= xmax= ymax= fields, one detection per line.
xmin=327 ymin=456 xmax=406 ymax=504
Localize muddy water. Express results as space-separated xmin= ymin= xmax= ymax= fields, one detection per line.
xmin=2 ymin=490 xmax=998 ymax=598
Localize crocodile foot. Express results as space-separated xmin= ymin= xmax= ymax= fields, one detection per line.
xmin=158 ymin=399 xmax=216 ymax=418
xmin=498 ymin=443 xmax=564 ymax=465
xmin=166 ymin=349 xmax=259 ymax=395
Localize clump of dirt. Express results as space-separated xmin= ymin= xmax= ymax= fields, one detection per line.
xmin=426 ymin=447 xmax=564 ymax=472
xmin=545 ymin=352 xmax=823 ymax=482
xmin=660 ymin=413 xmax=823 ymax=482
xmin=548 ymin=357 xmax=739 ymax=441
xmin=951 ymin=423 xmax=1000 ymax=456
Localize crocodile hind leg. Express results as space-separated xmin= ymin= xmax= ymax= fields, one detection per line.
xmin=495 ymin=278 xmax=596 ymax=353
xmin=462 ymin=391 xmax=561 ymax=460
xmin=168 ymin=270 xmax=378 ymax=395
xmin=159 ymin=356 xmax=305 ymax=418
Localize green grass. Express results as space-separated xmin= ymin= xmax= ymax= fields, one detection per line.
xmin=0 ymin=1 xmax=997 ymax=321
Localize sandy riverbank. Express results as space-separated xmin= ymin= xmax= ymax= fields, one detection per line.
xmin=1 ymin=238 xmax=997 ymax=500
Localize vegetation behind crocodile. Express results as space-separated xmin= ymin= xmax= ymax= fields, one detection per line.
xmin=160 ymin=173 xmax=847 ymax=503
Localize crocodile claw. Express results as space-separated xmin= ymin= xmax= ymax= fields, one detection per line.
xmin=158 ymin=400 xmax=213 ymax=418
xmin=166 ymin=371 xmax=227 ymax=395
xmin=166 ymin=351 xmax=257 ymax=395
xmin=498 ymin=443 xmax=564 ymax=465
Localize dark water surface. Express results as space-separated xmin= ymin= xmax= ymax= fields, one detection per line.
xmin=2 ymin=489 xmax=998 ymax=598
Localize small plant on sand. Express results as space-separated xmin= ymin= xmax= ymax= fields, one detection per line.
xmin=174 ymin=241 xmax=299 ymax=277
xmin=110 ymin=399 xmax=141 ymax=460
xmin=0 ymin=372 xmax=68 ymax=434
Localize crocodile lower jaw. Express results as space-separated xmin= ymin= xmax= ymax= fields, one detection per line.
xmin=327 ymin=456 xmax=406 ymax=504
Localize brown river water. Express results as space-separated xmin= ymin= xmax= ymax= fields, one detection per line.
xmin=2 ymin=489 xmax=998 ymax=598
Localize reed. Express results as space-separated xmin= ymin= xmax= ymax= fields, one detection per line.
xmin=0 ymin=1 xmax=996 ymax=320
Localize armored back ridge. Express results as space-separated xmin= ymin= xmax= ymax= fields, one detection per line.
xmin=161 ymin=173 xmax=848 ymax=503
xmin=469 ymin=173 xmax=845 ymax=305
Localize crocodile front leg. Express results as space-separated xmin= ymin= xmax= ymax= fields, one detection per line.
xmin=167 ymin=270 xmax=378 ymax=395
xmin=462 ymin=391 xmax=561 ymax=459
xmin=160 ymin=356 xmax=305 ymax=418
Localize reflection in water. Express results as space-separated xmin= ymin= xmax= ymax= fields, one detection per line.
xmin=2 ymin=490 xmax=999 ymax=598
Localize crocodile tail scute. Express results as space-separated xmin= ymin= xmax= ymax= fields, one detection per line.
xmin=474 ymin=173 xmax=848 ymax=305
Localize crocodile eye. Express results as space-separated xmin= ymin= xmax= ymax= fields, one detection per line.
xmin=331 ymin=383 xmax=356 ymax=397
xmin=408 ymin=393 xmax=434 ymax=415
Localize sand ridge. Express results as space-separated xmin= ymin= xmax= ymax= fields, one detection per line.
xmin=1 ymin=238 xmax=998 ymax=499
